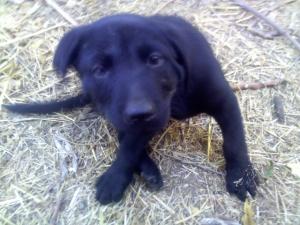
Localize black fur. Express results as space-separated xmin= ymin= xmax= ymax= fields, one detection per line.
xmin=3 ymin=94 xmax=90 ymax=114
xmin=3 ymin=14 xmax=258 ymax=204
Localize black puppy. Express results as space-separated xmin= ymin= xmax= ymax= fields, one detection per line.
xmin=4 ymin=14 xmax=258 ymax=204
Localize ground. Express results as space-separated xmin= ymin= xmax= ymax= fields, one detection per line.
xmin=0 ymin=0 xmax=300 ymax=224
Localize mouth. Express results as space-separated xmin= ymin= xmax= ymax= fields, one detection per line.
xmin=124 ymin=113 xmax=156 ymax=124
xmin=126 ymin=112 xmax=170 ymax=132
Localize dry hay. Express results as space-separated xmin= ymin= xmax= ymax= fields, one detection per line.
xmin=0 ymin=0 xmax=300 ymax=224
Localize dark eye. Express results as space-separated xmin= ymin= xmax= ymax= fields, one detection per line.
xmin=147 ymin=53 xmax=164 ymax=67
xmin=92 ymin=64 xmax=108 ymax=77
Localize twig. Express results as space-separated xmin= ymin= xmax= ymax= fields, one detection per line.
xmin=231 ymin=79 xmax=285 ymax=91
xmin=45 ymin=0 xmax=78 ymax=26
xmin=153 ymin=0 xmax=175 ymax=14
xmin=248 ymin=27 xmax=280 ymax=40
xmin=173 ymin=158 xmax=223 ymax=176
xmin=158 ymin=152 xmax=223 ymax=176
xmin=232 ymin=0 xmax=300 ymax=52
xmin=152 ymin=195 xmax=175 ymax=214
xmin=50 ymin=192 xmax=64 ymax=225
xmin=0 ymin=24 xmax=65 ymax=47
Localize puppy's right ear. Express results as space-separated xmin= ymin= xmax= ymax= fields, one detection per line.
xmin=53 ymin=27 xmax=86 ymax=76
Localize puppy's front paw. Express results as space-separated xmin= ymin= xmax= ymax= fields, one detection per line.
xmin=95 ymin=167 xmax=133 ymax=205
xmin=226 ymin=163 xmax=259 ymax=201
xmin=139 ymin=155 xmax=163 ymax=191
xmin=141 ymin=167 xmax=163 ymax=191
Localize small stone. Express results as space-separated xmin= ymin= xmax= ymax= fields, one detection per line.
xmin=78 ymin=200 xmax=87 ymax=211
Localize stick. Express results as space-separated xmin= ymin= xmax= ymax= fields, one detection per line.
xmin=45 ymin=0 xmax=78 ymax=26
xmin=157 ymin=151 xmax=223 ymax=176
xmin=50 ymin=192 xmax=64 ymax=225
xmin=232 ymin=0 xmax=300 ymax=52
xmin=0 ymin=24 xmax=64 ymax=47
xmin=230 ymin=79 xmax=285 ymax=91
xmin=153 ymin=0 xmax=175 ymax=14
xmin=248 ymin=27 xmax=280 ymax=40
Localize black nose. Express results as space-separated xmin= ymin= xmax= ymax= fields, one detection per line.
xmin=124 ymin=102 xmax=155 ymax=122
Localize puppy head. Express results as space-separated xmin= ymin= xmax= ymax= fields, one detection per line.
xmin=54 ymin=14 xmax=184 ymax=132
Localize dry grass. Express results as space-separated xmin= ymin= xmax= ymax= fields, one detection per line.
xmin=1 ymin=0 xmax=300 ymax=224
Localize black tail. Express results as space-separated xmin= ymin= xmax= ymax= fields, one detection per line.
xmin=3 ymin=93 xmax=91 ymax=114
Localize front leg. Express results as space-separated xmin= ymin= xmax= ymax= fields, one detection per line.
xmin=118 ymin=132 xmax=163 ymax=191
xmin=95 ymin=132 xmax=152 ymax=204
xmin=207 ymin=91 xmax=258 ymax=201
xmin=138 ymin=151 xmax=163 ymax=190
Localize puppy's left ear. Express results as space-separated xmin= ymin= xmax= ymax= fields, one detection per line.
xmin=149 ymin=16 xmax=189 ymax=82
xmin=149 ymin=16 xmax=216 ymax=88
xmin=53 ymin=26 xmax=86 ymax=76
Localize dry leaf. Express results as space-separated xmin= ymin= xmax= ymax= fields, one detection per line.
xmin=54 ymin=134 xmax=78 ymax=182
xmin=241 ymin=199 xmax=255 ymax=225
xmin=263 ymin=161 xmax=274 ymax=178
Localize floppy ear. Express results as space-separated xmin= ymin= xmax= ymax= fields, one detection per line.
xmin=149 ymin=16 xmax=190 ymax=82
xmin=150 ymin=15 xmax=218 ymax=88
xmin=53 ymin=27 xmax=86 ymax=76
